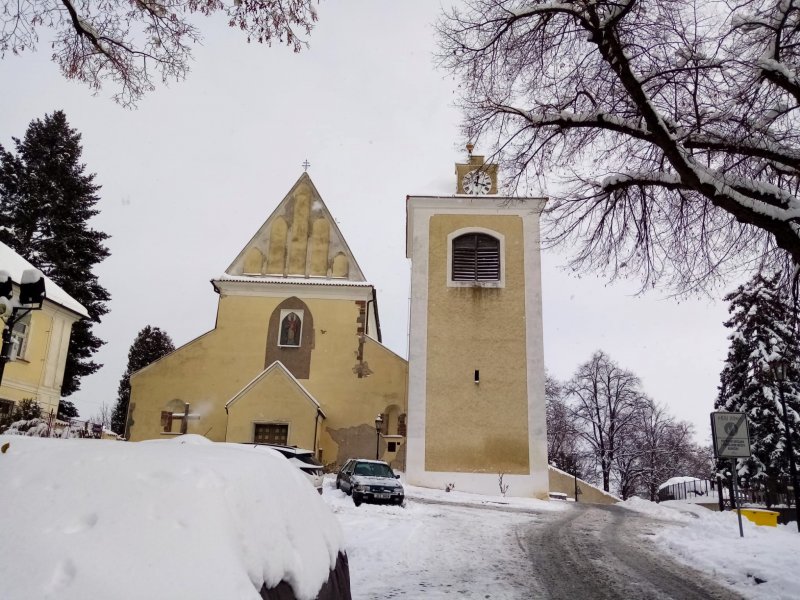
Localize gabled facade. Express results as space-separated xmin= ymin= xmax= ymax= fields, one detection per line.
xmin=127 ymin=174 xmax=409 ymax=469
xmin=0 ymin=242 xmax=88 ymax=420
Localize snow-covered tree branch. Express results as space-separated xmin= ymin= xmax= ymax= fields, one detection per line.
xmin=439 ymin=0 xmax=800 ymax=292
xmin=0 ymin=0 xmax=318 ymax=106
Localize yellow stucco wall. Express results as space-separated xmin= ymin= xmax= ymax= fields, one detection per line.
xmin=425 ymin=214 xmax=529 ymax=474
xmin=128 ymin=292 xmax=408 ymax=468
xmin=127 ymin=330 xmax=232 ymax=441
xmin=313 ymin=335 xmax=408 ymax=467
xmin=226 ymin=367 xmax=319 ymax=449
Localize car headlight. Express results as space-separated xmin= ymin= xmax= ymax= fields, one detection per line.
xmin=355 ymin=485 xmax=367 ymax=492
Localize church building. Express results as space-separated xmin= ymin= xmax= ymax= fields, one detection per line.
xmin=126 ymin=174 xmax=409 ymax=468
xmin=126 ymin=153 xmax=565 ymax=501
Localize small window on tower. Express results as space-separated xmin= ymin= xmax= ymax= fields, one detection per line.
xmin=451 ymin=233 xmax=501 ymax=282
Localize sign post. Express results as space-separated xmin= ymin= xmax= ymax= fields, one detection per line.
xmin=711 ymin=412 xmax=752 ymax=538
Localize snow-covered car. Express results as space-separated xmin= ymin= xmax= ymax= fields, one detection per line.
xmin=0 ymin=434 xmax=350 ymax=600
xmin=336 ymin=458 xmax=404 ymax=506
xmin=254 ymin=444 xmax=324 ymax=494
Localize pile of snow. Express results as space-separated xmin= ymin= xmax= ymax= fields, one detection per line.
xmin=0 ymin=435 xmax=344 ymax=600
xmin=624 ymin=497 xmax=800 ymax=599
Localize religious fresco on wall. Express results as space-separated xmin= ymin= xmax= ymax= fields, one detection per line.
xmin=279 ymin=310 xmax=303 ymax=347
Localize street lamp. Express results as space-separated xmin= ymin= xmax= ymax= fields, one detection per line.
xmin=772 ymin=358 xmax=800 ymax=532
xmin=374 ymin=414 xmax=383 ymax=460
xmin=0 ymin=269 xmax=46 ymax=388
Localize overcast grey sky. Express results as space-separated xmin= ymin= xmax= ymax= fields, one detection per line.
xmin=0 ymin=0 xmax=732 ymax=443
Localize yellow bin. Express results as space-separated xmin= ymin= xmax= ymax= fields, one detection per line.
xmin=739 ymin=508 xmax=779 ymax=527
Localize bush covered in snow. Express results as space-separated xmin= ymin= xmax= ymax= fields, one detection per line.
xmin=3 ymin=417 xmax=50 ymax=437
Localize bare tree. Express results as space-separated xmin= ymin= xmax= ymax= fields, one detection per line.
xmin=438 ymin=0 xmax=800 ymax=293
xmin=93 ymin=402 xmax=112 ymax=430
xmin=612 ymin=414 xmax=645 ymax=500
xmin=1 ymin=0 xmax=318 ymax=106
xmin=618 ymin=397 xmax=699 ymax=500
xmin=545 ymin=372 xmax=585 ymax=475
xmin=565 ymin=350 xmax=644 ymax=492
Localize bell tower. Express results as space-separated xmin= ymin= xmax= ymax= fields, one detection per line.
xmin=405 ymin=149 xmax=549 ymax=498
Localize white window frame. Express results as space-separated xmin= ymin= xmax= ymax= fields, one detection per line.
xmin=10 ymin=319 xmax=30 ymax=361
xmin=446 ymin=227 xmax=505 ymax=288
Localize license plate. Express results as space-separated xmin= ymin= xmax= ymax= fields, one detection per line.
xmin=374 ymin=493 xmax=390 ymax=499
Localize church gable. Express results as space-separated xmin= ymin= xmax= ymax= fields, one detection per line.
xmin=226 ymin=173 xmax=365 ymax=282
xmin=224 ymin=361 xmax=324 ymax=447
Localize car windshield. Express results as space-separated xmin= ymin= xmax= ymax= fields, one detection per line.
xmin=353 ymin=462 xmax=394 ymax=478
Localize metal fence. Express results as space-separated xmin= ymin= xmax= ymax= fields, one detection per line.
xmin=658 ymin=478 xmax=795 ymax=510
xmin=658 ymin=479 xmax=720 ymax=503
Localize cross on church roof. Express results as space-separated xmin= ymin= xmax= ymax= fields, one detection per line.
xmin=302 ymin=159 xmax=311 ymax=172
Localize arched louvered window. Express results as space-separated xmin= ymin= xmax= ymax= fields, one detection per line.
xmin=451 ymin=233 xmax=501 ymax=282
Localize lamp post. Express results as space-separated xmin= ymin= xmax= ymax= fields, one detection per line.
xmin=573 ymin=466 xmax=579 ymax=503
xmin=374 ymin=414 xmax=383 ymax=460
xmin=772 ymin=359 xmax=800 ymax=532
xmin=0 ymin=270 xmax=46 ymax=388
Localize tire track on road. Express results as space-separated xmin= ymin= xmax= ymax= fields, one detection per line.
xmin=523 ymin=504 xmax=745 ymax=600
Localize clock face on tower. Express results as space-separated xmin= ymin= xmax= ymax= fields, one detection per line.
xmin=462 ymin=169 xmax=492 ymax=195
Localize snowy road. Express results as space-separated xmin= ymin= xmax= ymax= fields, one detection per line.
xmin=327 ymin=489 xmax=549 ymax=598
xmin=326 ymin=478 xmax=750 ymax=599
xmin=523 ymin=503 xmax=745 ymax=600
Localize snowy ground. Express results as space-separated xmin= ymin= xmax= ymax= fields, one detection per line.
xmin=624 ymin=497 xmax=800 ymax=600
xmin=323 ymin=477 xmax=565 ymax=598
xmin=328 ymin=476 xmax=800 ymax=600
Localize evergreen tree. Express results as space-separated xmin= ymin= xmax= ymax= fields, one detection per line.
xmin=57 ymin=399 xmax=79 ymax=420
xmin=0 ymin=111 xmax=110 ymax=396
xmin=715 ymin=272 xmax=800 ymax=495
xmin=112 ymin=326 xmax=175 ymax=436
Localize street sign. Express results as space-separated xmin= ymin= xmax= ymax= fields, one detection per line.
xmin=711 ymin=412 xmax=751 ymax=458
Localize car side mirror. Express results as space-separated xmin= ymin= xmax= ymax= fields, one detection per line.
xmin=395 ymin=474 xmax=400 ymax=479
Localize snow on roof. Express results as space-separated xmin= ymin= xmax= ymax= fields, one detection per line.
xmin=658 ymin=476 xmax=703 ymax=491
xmin=0 ymin=435 xmax=344 ymax=600
xmin=350 ymin=458 xmax=393 ymax=466
xmin=0 ymin=241 xmax=88 ymax=318
xmin=214 ymin=274 xmax=373 ymax=287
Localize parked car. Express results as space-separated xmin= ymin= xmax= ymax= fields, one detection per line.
xmin=254 ymin=444 xmax=324 ymax=494
xmin=336 ymin=458 xmax=404 ymax=506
